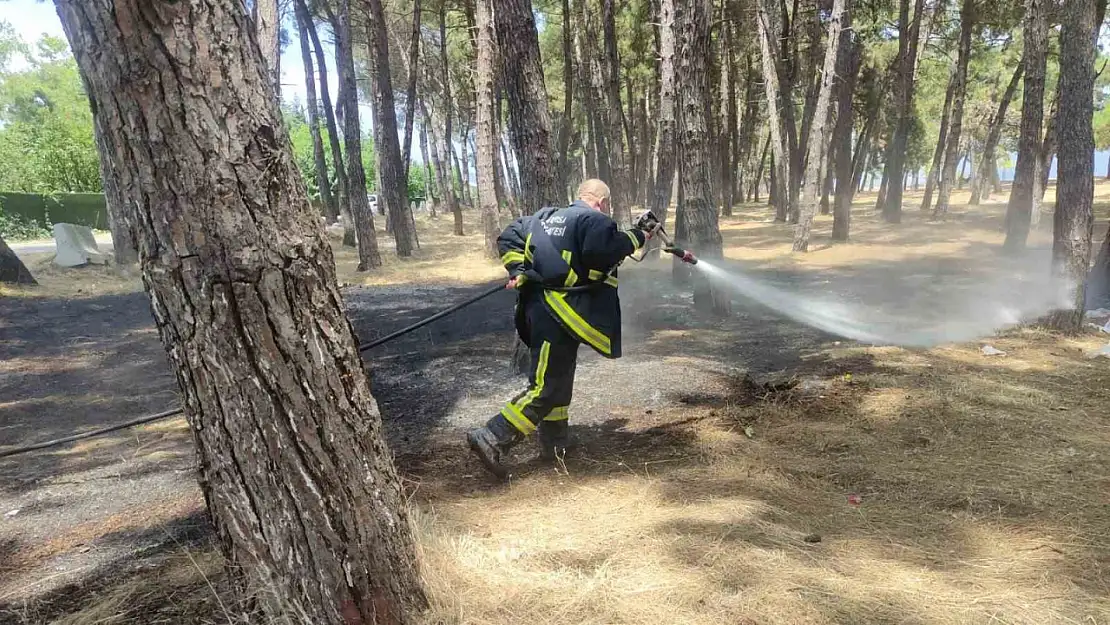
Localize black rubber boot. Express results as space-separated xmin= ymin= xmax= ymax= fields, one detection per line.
xmin=538 ymin=420 xmax=570 ymax=462
xmin=466 ymin=417 xmax=521 ymax=479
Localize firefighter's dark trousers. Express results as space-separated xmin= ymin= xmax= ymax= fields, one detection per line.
xmin=490 ymin=295 xmax=579 ymax=438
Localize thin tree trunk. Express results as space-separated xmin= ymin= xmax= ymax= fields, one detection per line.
xmin=675 ymin=0 xmax=729 ymax=314
xmin=419 ymin=115 xmax=440 ymax=218
xmin=494 ymin=0 xmax=562 ymax=214
xmin=921 ymin=75 xmax=957 ymax=213
xmin=295 ymin=1 xmax=338 ymax=225
xmin=460 ymin=124 xmax=475 ymax=207
xmin=831 ymin=37 xmax=861 ymax=242
xmin=1049 ymin=0 xmax=1099 ymax=330
xmin=650 ymin=0 xmax=679 ymax=238
xmin=882 ymin=0 xmax=928 ymax=223
xmin=970 ymin=60 xmax=1023 ymax=205
xmin=477 ymin=0 xmax=501 ymax=258
xmin=753 ymin=131 xmax=770 ymax=202
xmin=557 ymin=0 xmax=574 ymax=193
xmin=336 ymin=0 xmax=381 ymax=269
xmin=0 ymin=235 xmax=36 ymax=285
xmin=55 ymin=1 xmax=427 ymax=621
xmin=720 ymin=20 xmax=737 ymax=218
xmin=303 ymin=0 xmax=354 ymax=247
xmin=756 ymin=0 xmax=794 ymax=223
xmin=1034 ymin=89 xmax=1060 ymax=225
xmin=367 ymin=0 xmax=416 ymax=256
xmin=932 ymin=0 xmax=974 ymax=220
xmin=602 ymin=0 xmax=631 ymax=225
xmin=736 ymin=51 xmax=760 ymax=203
xmin=793 ymin=0 xmax=847 ymax=252
xmin=401 ymin=0 xmax=422 ymax=179
xmin=440 ymin=5 xmax=466 ymax=235
xmin=1005 ymin=0 xmax=1049 ymax=250
xmin=90 ymin=105 xmax=139 ymax=264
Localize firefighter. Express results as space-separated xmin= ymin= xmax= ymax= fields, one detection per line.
xmin=466 ymin=179 xmax=656 ymax=478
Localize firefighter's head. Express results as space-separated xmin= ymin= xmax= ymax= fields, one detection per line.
xmin=577 ymin=179 xmax=612 ymax=216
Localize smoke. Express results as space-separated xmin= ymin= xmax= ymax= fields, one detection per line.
xmin=692 ymin=253 xmax=1072 ymax=348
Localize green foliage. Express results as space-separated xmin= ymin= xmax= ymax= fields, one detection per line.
xmin=0 ymin=191 xmax=109 ymax=229
xmin=0 ymin=26 xmax=101 ymax=195
xmin=0 ymin=208 xmax=50 ymax=240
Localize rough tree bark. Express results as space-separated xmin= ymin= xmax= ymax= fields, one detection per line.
xmin=756 ymin=0 xmax=794 ymax=223
xmin=301 ymin=0 xmax=354 ymax=246
xmin=0 ymin=235 xmax=36 ymax=285
xmin=477 ymin=0 xmax=501 ymax=258
xmin=494 ymin=0 xmax=562 ymax=214
xmin=401 ymin=0 xmax=422 ymax=178
xmin=650 ymin=0 xmax=679 ymax=237
xmin=1049 ymin=0 xmax=1098 ymax=330
xmin=675 ymin=0 xmax=730 ymax=314
xmin=831 ymin=19 xmax=860 ymax=241
xmin=793 ymin=0 xmax=847 ymax=252
xmin=91 ymin=104 xmax=140 ymax=264
xmin=1005 ymin=0 xmax=1048 ymax=251
xmin=881 ymin=0 xmax=927 ymax=223
xmin=932 ymin=0 xmax=974 ymax=220
xmin=295 ymin=1 xmax=339 ymax=225
xmin=253 ymin=0 xmax=280 ymax=93
xmin=970 ymin=60 xmax=1023 ymax=205
xmin=366 ymin=0 xmax=416 ymax=256
xmin=54 ymin=0 xmax=427 ymax=622
xmin=336 ymin=0 xmax=381 ymax=268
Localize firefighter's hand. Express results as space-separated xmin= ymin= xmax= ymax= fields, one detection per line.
xmin=506 ymin=275 xmax=524 ymax=289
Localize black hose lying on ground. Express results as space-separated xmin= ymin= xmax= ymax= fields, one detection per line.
xmin=0 ymin=281 xmax=510 ymax=460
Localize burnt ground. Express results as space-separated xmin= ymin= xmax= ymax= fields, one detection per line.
xmin=0 ymin=262 xmax=844 ymax=619
xmin=1 ymin=236 xmax=1093 ymax=623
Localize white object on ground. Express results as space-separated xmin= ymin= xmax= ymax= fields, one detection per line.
xmin=52 ymin=223 xmax=107 ymax=267
xmin=1087 ymin=344 xmax=1110 ymax=359
xmin=980 ymin=345 xmax=1006 ymax=356
xmin=5 ymin=509 xmax=19 ymax=518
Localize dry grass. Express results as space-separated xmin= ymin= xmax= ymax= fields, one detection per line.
xmin=415 ymin=330 xmax=1110 ymax=625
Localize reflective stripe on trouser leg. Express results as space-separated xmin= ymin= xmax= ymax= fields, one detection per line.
xmin=545 ymin=406 xmax=569 ymax=421
xmin=501 ymin=334 xmax=578 ymax=435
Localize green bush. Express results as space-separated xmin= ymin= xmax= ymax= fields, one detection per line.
xmin=0 ymin=192 xmax=109 ymax=230
xmin=0 ymin=210 xmax=50 ymax=240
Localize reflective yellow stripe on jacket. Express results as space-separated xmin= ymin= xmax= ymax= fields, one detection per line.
xmin=544 ymin=290 xmax=612 ymax=356
xmin=588 ymin=269 xmax=618 ymax=288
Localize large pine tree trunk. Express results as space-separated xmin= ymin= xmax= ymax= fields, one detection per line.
xmin=650 ymin=0 xmax=679 ymax=236
xmin=302 ymin=0 xmax=355 ymax=247
xmin=477 ymin=0 xmax=501 ymax=258
xmin=335 ymin=0 xmax=381 ymax=267
xmin=932 ymin=0 xmax=974 ymax=219
xmin=367 ymin=0 xmax=416 ymax=256
xmin=793 ymin=0 xmax=847 ymax=252
xmin=1049 ymin=0 xmax=1098 ymax=330
xmin=831 ymin=22 xmax=860 ymax=241
xmin=295 ymin=1 xmax=339 ymax=225
xmin=0 ymin=235 xmax=36 ymax=285
xmin=54 ymin=1 xmax=427 ymax=621
xmin=970 ymin=60 xmax=1023 ymax=205
xmin=756 ymin=0 xmax=794 ymax=224
xmin=881 ymin=0 xmax=927 ymax=223
xmin=494 ymin=0 xmax=562 ymax=214
xmin=675 ymin=0 xmax=729 ymax=314
xmin=1005 ymin=0 xmax=1048 ymax=251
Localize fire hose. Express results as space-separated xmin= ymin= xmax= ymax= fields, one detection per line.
xmin=0 ymin=210 xmax=698 ymax=460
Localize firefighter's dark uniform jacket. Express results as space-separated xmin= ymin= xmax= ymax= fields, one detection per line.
xmin=497 ymin=200 xmax=647 ymax=359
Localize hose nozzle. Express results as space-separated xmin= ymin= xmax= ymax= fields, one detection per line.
xmin=664 ymin=246 xmax=698 ymax=265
